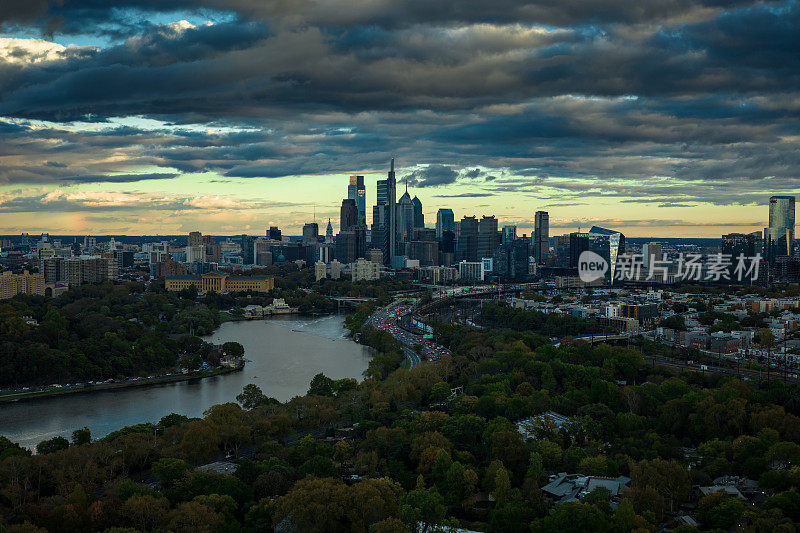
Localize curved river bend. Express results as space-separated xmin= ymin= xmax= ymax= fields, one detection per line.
xmin=0 ymin=315 xmax=371 ymax=449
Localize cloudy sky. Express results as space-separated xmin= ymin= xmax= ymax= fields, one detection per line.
xmin=0 ymin=0 xmax=797 ymax=237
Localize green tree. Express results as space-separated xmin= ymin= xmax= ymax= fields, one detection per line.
xmin=308 ymin=372 xmax=335 ymax=396
xmin=72 ymin=426 xmax=91 ymax=446
xmin=696 ymin=492 xmax=745 ymax=530
xmin=36 ymin=435 xmax=70 ymax=454
xmin=400 ymin=477 xmax=446 ymax=533
xmin=236 ymin=383 xmax=275 ymax=410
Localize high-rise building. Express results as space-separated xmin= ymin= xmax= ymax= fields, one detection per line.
xmin=340 ymin=199 xmax=358 ymax=231
xmin=439 ymin=230 xmax=456 ymax=266
xmin=241 ymin=234 xmax=256 ymax=265
xmin=396 ymin=189 xmax=415 ymax=247
xmin=494 ymin=239 xmax=530 ymax=280
xmin=587 ymin=226 xmax=626 ymax=282
xmin=412 ymin=196 xmax=424 ymax=229
xmin=371 ymin=160 xmax=397 ymax=264
xmin=457 ymin=216 xmax=479 ymax=262
xmin=186 ymin=245 xmax=205 ymax=263
xmin=407 ymin=240 xmax=438 ymax=267
xmin=569 ymin=232 xmax=589 ymax=268
xmin=302 ymin=222 xmax=319 ymax=243
xmin=722 ymin=232 xmax=762 ymax=282
xmin=764 ymin=196 xmax=795 ymax=262
xmin=387 ymin=159 xmax=397 ymax=261
xmin=436 ymin=209 xmax=455 ymax=240
xmin=502 ymin=225 xmax=517 ymax=245
xmin=188 ymin=231 xmax=203 ymax=247
xmin=268 ymin=227 xmax=282 ymax=241
xmin=348 ymin=175 xmax=366 ymax=227
xmin=641 ymin=242 xmax=663 ymax=268
xmin=533 ymin=211 xmax=549 ymax=263
xmin=478 ymin=215 xmax=499 ymax=259
xmin=555 ymin=234 xmax=571 ymax=267
xmin=335 ymin=226 xmax=366 ymax=264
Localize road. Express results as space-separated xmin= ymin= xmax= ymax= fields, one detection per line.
xmin=367 ymin=299 xmax=451 ymax=368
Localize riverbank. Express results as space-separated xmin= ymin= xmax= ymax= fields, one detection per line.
xmin=0 ymin=365 xmax=244 ymax=404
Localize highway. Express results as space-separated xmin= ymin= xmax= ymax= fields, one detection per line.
xmin=367 ymin=299 xmax=451 ymax=368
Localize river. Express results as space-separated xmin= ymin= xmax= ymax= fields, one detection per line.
xmin=0 ymin=315 xmax=372 ymax=449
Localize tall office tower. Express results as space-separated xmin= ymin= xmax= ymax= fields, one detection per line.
xmin=326 ymin=219 xmax=334 ymax=242
xmin=396 ymin=188 xmax=415 ymax=247
xmin=478 ymin=215 xmax=499 ymax=259
xmin=268 ymin=227 xmax=282 ymax=241
xmin=387 ymin=159 xmax=397 ymax=260
xmin=439 ymin=230 xmax=456 ymax=266
xmin=412 ymin=196 xmax=424 ymax=229
xmin=340 ymin=199 xmax=358 ymax=231
xmin=302 ymin=222 xmax=319 ymax=243
xmin=373 ymin=159 xmax=397 ymax=263
xmin=371 ymin=204 xmax=387 ymax=261
xmin=494 ymin=238 xmax=531 ymax=280
xmin=533 ymin=211 xmax=549 ymax=263
xmin=568 ymin=232 xmax=589 ymax=268
xmin=241 ymin=234 xmax=256 ymax=264
xmin=457 ymin=216 xmax=479 ymax=262
xmin=502 ymin=225 xmax=517 ymax=245
xmin=722 ymin=232 xmax=762 ymax=281
xmin=188 ymin=231 xmax=203 ymax=247
xmin=554 ymin=234 xmax=571 ymax=267
xmin=436 ymin=208 xmax=455 ymax=240
xmin=641 ymin=242 xmax=663 ymax=268
xmin=335 ymin=226 xmax=366 ymax=264
xmin=348 ymin=175 xmax=366 ymax=227
xmin=765 ymin=196 xmax=796 ymax=262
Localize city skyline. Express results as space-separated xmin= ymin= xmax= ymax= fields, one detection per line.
xmin=0 ymin=1 xmax=798 ymax=236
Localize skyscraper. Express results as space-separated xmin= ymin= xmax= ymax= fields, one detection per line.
xmin=436 ymin=209 xmax=455 ymax=240
xmin=326 ymin=219 xmax=334 ymax=242
xmin=501 ymin=225 xmax=517 ymax=245
xmin=387 ymin=159 xmax=397 ymax=260
xmin=373 ymin=159 xmax=397 ymax=264
xmin=764 ymin=196 xmax=795 ymax=262
xmin=641 ymin=242 xmax=662 ymax=268
xmin=302 ymin=222 xmax=319 ymax=243
xmin=348 ymin=175 xmax=366 ymax=227
xmin=241 ymin=234 xmax=255 ymax=265
xmin=722 ymin=232 xmax=762 ymax=281
xmin=412 ymin=196 xmax=424 ymax=229
xmin=568 ymin=232 xmax=589 ymax=268
xmin=533 ymin=211 xmax=549 ymax=263
xmin=457 ymin=216 xmax=479 ymax=262
xmin=268 ymin=227 xmax=282 ymax=241
xmin=188 ymin=231 xmax=203 ymax=247
xmin=340 ymin=199 xmax=358 ymax=231
xmin=396 ymin=188 xmax=415 ymax=247
xmin=477 ymin=215 xmax=498 ymax=259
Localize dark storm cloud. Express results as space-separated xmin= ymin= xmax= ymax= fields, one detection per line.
xmin=404 ymin=165 xmax=459 ymax=187
xmin=0 ymin=0 xmax=797 ymax=207
xmin=60 ymin=172 xmax=179 ymax=183
xmin=2 ymin=1 xmax=799 ymax=121
xmin=0 ymin=0 xmax=763 ymax=36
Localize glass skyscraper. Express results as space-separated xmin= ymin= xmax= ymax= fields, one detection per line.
xmin=348 ymin=175 xmax=366 ymax=227
xmin=436 ymin=208 xmax=455 ymax=240
xmin=765 ymin=195 xmax=795 ymax=262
